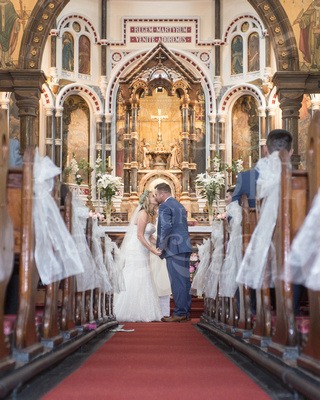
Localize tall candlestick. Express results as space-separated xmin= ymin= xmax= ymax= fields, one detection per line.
xmin=249 ymin=156 xmax=252 ymax=168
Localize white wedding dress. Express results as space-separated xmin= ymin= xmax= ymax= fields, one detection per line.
xmin=114 ymin=223 xmax=163 ymax=322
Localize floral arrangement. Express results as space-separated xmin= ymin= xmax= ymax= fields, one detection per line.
xmin=190 ymin=252 xmax=200 ymax=282
xmin=196 ymin=172 xmax=225 ymax=206
xmin=215 ymin=212 xmax=227 ymax=221
xmin=66 ymin=153 xmax=89 ymax=185
xmin=89 ymin=211 xmax=105 ymax=221
xmin=97 ymin=174 xmax=122 ymax=201
xmin=225 ymin=156 xmax=244 ymax=175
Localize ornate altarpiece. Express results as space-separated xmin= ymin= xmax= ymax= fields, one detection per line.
xmin=117 ymin=43 xmax=201 ymax=217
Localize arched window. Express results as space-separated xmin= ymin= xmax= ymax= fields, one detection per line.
xmin=79 ymin=35 xmax=91 ymax=75
xmin=232 ymin=95 xmax=259 ymax=169
xmin=60 ymin=18 xmax=93 ymax=79
xmin=62 ymin=32 xmax=74 ymax=72
xmin=229 ymin=19 xmax=262 ymax=77
xmin=231 ymin=35 xmax=243 ymax=75
xmin=248 ymin=32 xmax=259 ymax=72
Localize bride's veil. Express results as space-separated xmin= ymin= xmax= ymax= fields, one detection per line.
xmin=116 ymin=203 xmax=142 ymax=272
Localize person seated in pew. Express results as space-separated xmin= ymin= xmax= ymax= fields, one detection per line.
xmin=225 ymin=187 xmax=234 ymax=207
xmin=232 ymin=129 xmax=303 ymax=315
xmin=9 ymin=138 xmax=23 ymax=167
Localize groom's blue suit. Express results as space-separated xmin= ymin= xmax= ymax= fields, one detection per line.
xmin=157 ymin=197 xmax=193 ymax=317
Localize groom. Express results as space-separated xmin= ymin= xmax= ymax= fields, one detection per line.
xmin=154 ymin=183 xmax=193 ymax=322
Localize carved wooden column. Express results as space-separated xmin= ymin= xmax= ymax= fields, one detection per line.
xmin=130 ymin=99 xmax=139 ymax=200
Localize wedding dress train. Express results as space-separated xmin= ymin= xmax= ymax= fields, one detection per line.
xmin=114 ymin=223 xmax=163 ymax=322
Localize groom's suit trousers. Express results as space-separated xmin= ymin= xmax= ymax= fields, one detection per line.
xmin=166 ymin=253 xmax=192 ymax=316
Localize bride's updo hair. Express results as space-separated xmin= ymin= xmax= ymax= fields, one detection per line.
xmin=139 ymin=189 xmax=155 ymax=217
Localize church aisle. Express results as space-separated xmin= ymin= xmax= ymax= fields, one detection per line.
xmin=43 ymin=320 xmax=273 ymax=400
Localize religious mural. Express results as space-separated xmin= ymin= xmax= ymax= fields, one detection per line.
xmin=195 ymin=86 xmax=206 ymax=175
xmin=0 ymin=0 xmax=34 ymax=69
xmin=62 ymin=32 xmax=74 ymax=72
xmin=62 ymin=95 xmax=90 ymax=183
xmin=231 ymin=35 xmax=243 ymax=75
xmin=282 ymin=0 xmax=320 ymax=71
xmin=298 ymin=94 xmax=312 ymax=168
xmin=116 ymin=90 xmax=125 ymax=177
xmin=248 ymin=32 xmax=259 ymax=72
xmin=232 ymin=95 xmax=259 ymax=168
xmin=79 ymin=35 xmax=90 ymax=75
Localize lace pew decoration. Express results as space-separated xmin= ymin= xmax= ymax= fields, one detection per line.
xmin=204 ymin=220 xmax=224 ymax=299
xmin=219 ymin=201 xmax=242 ymax=297
xmin=105 ymin=235 xmax=125 ymax=294
xmin=92 ymin=219 xmax=112 ymax=293
xmin=33 ymin=149 xmax=84 ymax=285
xmin=236 ymin=151 xmax=281 ymax=289
xmin=287 ymin=187 xmax=320 ymax=290
xmin=72 ymin=193 xmax=97 ymax=291
xmin=190 ymin=238 xmax=211 ymax=297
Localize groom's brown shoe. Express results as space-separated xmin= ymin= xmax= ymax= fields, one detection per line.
xmin=161 ymin=315 xmax=187 ymax=322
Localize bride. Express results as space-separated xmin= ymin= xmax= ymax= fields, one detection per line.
xmin=114 ymin=190 xmax=163 ymax=322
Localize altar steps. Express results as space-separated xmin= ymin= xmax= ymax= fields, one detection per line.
xmin=170 ymin=296 xmax=204 ymax=318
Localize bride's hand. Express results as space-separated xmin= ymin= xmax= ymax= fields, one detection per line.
xmin=152 ymin=248 xmax=162 ymax=256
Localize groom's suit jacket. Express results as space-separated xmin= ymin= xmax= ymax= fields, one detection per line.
xmin=157 ymin=197 xmax=193 ymax=259
xmin=232 ymin=168 xmax=259 ymax=208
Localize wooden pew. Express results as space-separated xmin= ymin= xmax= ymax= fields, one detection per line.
xmin=6 ymin=147 xmax=44 ymax=361
xmin=60 ymin=191 xmax=78 ymax=339
xmin=235 ymin=194 xmax=256 ymax=338
xmin=0 ymin=133 xmax=16 ymax=373
xmin=296 ymin=112 xmax=320 ymax=375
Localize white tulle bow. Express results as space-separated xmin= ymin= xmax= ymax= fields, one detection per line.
xmin=288 ymin=187 xmax=320 ymax=290
xmin=104 ymin=235 xmax=125 ymax=294
xmin=204 ymin=220 xmax=224 ymax=299
xmin=220 ymin=202 xmax=242 ymax=297
xmin=72 ymin=193 xmax=97 ymax=291
xmin=236 ymin=151 xmax=281 ymax=289
xmin=33 ymin=149 xmax=84 ymax=285
xmin=190 ymin=238 xmax=211 ymax=297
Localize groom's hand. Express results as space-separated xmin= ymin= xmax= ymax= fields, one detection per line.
xmin=156 ymin=247 xmax=162 ymax=256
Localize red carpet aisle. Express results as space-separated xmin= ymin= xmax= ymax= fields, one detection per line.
xmin=43 ymin=321 xmax=271 ymax=400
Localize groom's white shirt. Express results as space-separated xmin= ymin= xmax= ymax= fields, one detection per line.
xmin=164 ymin=196 xmax=173 ymax=202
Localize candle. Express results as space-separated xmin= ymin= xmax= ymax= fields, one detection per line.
xmin=89 ymin=155 xmax=92 ymax=166
xmin=108 ymin=155 xmax=111 ymax=167
xmin=67 ymin=154 xmax=70 ymax=166
xmin=207 ymin=156 xmax=210 ymax=168
xmin=249 ymin=156 xmax=252 ymax=168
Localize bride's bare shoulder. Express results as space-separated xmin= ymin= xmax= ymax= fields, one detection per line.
xmin=135 ymin=209 xmax=148 ymax=224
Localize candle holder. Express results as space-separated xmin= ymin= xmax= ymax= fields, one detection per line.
xmin=86 ymin=166 xmax=95 ymax=211
xmin=226 ymin=167 xmax=233 ymax=187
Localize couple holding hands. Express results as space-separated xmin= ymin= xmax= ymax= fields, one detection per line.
xmin=114 ymin=182 xmax=193 ymax=322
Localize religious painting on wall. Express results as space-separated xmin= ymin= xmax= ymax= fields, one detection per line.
xmin=284 ymin=0 xmax=320 ymax=71
xmin=232 ymin=95 xmax=259 ymax=169
xmin=231 ymin=35 xmax=243 ymax=75
xmin=79 ymin=35 xmax=91 ymax=75
xmin=195 ymin=86 xmax=206 ymax=175
xmin=298 ymin=94 xmax=312 ymax=168
xmin=248 ymin=32 xmax=259 ymax=72
xmin=116 ymin=90 xmax=125 ymax=178
xmin=62 ymin=32 xmax=74 ymax=72
xmin=62 ymin=95 xmax=89 ymax=183
xmin=9 ymin=93 xmax=19 ymax=139
xmin=0 ymin=0 xmax=35 ymax=69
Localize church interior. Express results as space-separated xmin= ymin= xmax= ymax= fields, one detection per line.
xmin=1 ymin=0 xmax=320 ymax=398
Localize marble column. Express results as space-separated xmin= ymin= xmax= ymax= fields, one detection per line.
xmin=15 ymin=92 xmax=40 ymax=154
xmin=55 ymin=106 xmax=63 ymax=168
xmin=279 ymin=94 xmax=303 ymax=169
xmin=267 ymin=106 xmax=276 ymax=133
xmin=208 ymin=113 xmax=216 ymax=161
xmin=105 ymin=112 xmax=113 ymax=166
xmin=45 ymin=105 xmax=55 ymax=160
xmin=258 ymin=107 xmax=266 ymax=159
xmin=218 ymin=114 xmax=226 ymax=163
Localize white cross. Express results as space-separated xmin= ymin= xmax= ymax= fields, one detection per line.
xmin=151 ymin=109 xmax=168 ymax=142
